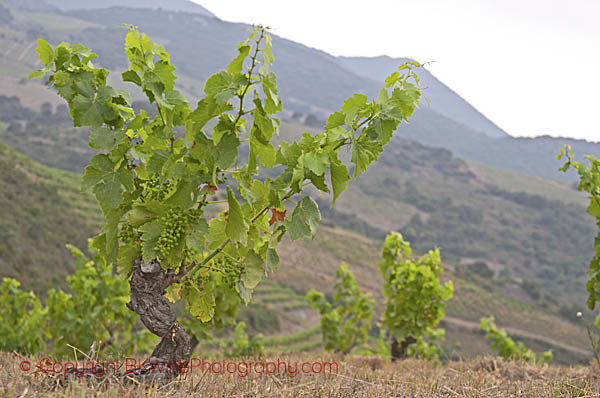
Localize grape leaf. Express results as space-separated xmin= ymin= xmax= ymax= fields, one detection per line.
xmin=325 ymin=111 xmax=346 ymax=130
xmin=304 ymin=150 xmax=328 ymax=176
xmin=351 ymin=139 xmax=382 ymax=177
xmin=242 ymin=251 xmax=263 ymax=289
xmin=186 ymin=219 xmax=209 ymax=252
xmin=89 ymin=128 xmax=127 ymax=152
xmin=35 ymin=38 xmax=54 ymax=65
xmin=204 ymin=71 xmax=236 ymax=104
xmin=226 ymin=187 xmax=248 ymax=245
xmin=342 ymin=93 xmax=368 ymax=124
xmin=266 ymin=248 xmax=279 ymax=271
xmin=329 ymin=157 xmax=350 ymax=206
xmin=186 ymin=281 xmax=215 ymax=322
xmin=81 ymin=154 xmax=132 ymax=213
xmin=215 ymin=132 xmax=240 ymax=169
xmin=227 ymin=44 xmax=251 ymax=75
xmin=117 ymin=245 xmax=140 ymax=278
xmin=236 ymin=281 xmax=252 ymax=305
xmin=189 ymin=96 xmax=233 ymax=130
xmin=139 ymin=219 xmax=164 ymax=263
xmin=268 ymin=208 xmax=286 ymax=226
xmin=284 ymin=196 xmax=321 ymax=241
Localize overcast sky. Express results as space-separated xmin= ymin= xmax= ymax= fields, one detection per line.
xmin=195 ymin=0 xmax=599 ymax=141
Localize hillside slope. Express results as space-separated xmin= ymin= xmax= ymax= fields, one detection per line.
xmin=0 ymin=138 xmax=100 ymax=293
xmin=0 ymin=122 xmax=593 ymax=364
xmin=0 ymin=92 xmax=594 ymax=307
xmin=334 ymin=132 xmax=594 ymax=303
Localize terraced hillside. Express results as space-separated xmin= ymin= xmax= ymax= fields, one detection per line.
xmin=269 ymin=226 xmax=592 ymax=365
xmin=192 ymin=225 xmax=593 ymax=365
xmin=0 ymin=138 xmax=100 ymax=293
xmin=0 ymin=130 xmax=593 ymax=364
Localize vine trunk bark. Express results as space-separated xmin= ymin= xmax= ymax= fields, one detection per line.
xmin=125 ymin=258 xmax=193 ymax=381
xmin=390 ymin=335 xmax=417 ymax=361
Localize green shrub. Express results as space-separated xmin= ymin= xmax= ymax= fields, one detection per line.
xmin=480 ymin=316 xmax=552 ymax=364
xmin=223 ymin=322 xmax=264 ymax=358
xmin=379 ymin=232 xmax=453 ymax=361
xmin=0 ymin=242 xmax=153 ymax=358
xmin=0 ymin=278 xmax=48 ymax=354
xmin=45 ymin=244 xmax=154 ymax=357
xmin=306 ymin=263 xmax=375 ymax=355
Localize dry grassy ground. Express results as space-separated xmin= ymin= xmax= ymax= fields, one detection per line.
xmin=1 ymin=352 xmax=599 ymax=397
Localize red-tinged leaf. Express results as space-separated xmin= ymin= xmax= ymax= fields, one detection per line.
xmin=200 ymin=184 xmax=218 ymax=195
xmin=269 ymin=208 xmax=286 ymax=226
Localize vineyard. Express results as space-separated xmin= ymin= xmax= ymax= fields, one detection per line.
xmin=1 ymin=3 xmax=600 ymax=397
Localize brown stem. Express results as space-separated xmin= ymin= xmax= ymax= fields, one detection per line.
xmin=390 ymin=335 xmax=417 ymax=362
xmin=126 ymin=259 xmax=192 ymax=381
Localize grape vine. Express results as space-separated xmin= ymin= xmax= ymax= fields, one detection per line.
xmin=378 ymin=232 xmax=453 ymax=361
xmin=30 ymin=25 xmax=422 ymax=373
xmin=559 ymin=146 xmax=600 ymax=352
xmin=480 ymin=316 xmax=552 ymax=364
xmin=306 ymin=263 xmax=376 ymax=355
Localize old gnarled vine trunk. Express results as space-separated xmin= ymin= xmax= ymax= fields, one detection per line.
xmin=391 ymin=335 xmax=417 ymax=362
xmin=126 ymin=259 xmax=192 ymax=379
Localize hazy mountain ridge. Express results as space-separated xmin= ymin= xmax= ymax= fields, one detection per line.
xmin=337 ymin=55 xmax=509 ymax=138
xmin=399 ymin=109 xmax=600 ymax=183
xmin=337 ymin=56 xmax=600 ymax=182
xmin=3 ymin=2 xmax=599 ymax=183
xmin=24 ymin=0 xmax=215 ymax=17
xmin=3 ymin=0 xmax=57 ymax=11
xmin=6 ymin=4 xmax=591 ymax=183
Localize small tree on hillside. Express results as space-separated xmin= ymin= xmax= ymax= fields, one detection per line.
xmin=379 ymin=232 xmax=453 ymax=361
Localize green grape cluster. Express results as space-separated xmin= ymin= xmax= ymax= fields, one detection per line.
xmin=156 ymin=208 xmax=195 ymax=258
xmin=118 ymin=223 xmax=139 ymax=244
xmin=220 ymin=257 xmax=242 ymax=288
xmin=141 ymin=178 xmax=174 ymax=201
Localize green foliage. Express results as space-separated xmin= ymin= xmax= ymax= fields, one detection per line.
xmin=223 ymin=322 xmax=264 ymax=358
xmin=46 ymin=243 xmax=154 ymax=357
xmin=0 ymin=278 xmax=48 ymax=354
xmin=559 ymin=146 xmax=600 ymax=351
xmin=375 ymin=328 xmax=391 ymax=358
xmin=30 ymin=26 xmax=421 ymax=331
xmin=177 ymin=273 xmax=240 ymax=344
xmin=379 ymin=232 xmax=453 ymax=360
xmin=0 ymin=243 xmax=152 ymax=357
xmin=306 ymin=263 xmax=375 ymax=354
xmin=480 ymin=316 xmax=552 ymax=364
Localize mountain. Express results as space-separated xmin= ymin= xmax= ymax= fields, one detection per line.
xmin=337 ymin=56 xmax=600 ymax=182
xmin=398 ymin=108 xmax=600 ymax=183
xmin=1 ymin=4 xmax=597 ymax=183
xmin=3 ymin=0 xmax=57 ymax=11
xmin=0 ymin=2 xmax=597 ymax=290
xmin=15 ymin=0 xmax=215 ymax=17
xmin=337 ymin=55 xmax=508 ymax=138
